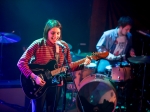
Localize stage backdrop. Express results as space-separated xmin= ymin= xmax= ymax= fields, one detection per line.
xmin=0 ymin=0 xmax=150 ymax=80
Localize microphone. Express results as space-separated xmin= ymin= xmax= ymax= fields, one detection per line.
xmin=137 ymin=30 xmax=150 ymax=37
xmin=56 ymin=41 xmax=66 ymax=48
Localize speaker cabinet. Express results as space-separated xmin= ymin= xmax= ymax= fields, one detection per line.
xmin=0 ymin=81 xmax=31 ymax=112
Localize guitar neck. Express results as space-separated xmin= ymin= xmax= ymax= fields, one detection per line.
xmin=51 ymin=56 xmax=90 ymax=76
xmin=51 ymin=67 xmax=66 ymax=76
xmin=70 ymin=57 xmax=86 ymax=68
xmin=50 ymin=58 xmax=86 ymax=76
xmin=50 ymin=52 xmax=109 ymax=76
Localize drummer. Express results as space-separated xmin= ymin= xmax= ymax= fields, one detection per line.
xmin=96 ymin=16 xmax=136 ymax=111
xmin=96 ymin=16 xmax=136 ymax=74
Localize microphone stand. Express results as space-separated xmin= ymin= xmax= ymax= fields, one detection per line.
xmin=140 ymin=38 xmax=145 ymax=56
xmin=139 ymin=63 xmax=146 ymax=112
xmin=61 ymin=47 xmax=85 ymax=112
xmin=0 ymin=43 xmax=3 ymax=77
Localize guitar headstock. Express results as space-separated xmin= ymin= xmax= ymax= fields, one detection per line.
xmin=91 ymin=51 xmax=109 ymax=61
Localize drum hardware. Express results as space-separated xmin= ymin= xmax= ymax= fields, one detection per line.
xmin=128 ymin=56 xmax=150 ymax=112
xmin=0 ymin=32 xmax=21 ymax=76
xmin=105 ymin=61 xmax=134 ymax=111
xmin=115 ymin=82 xmax=128 ymax=111
xmin=64 ymin=88 xmax=77 ymax=111
xmin=105 ymin=65 xmax=112 ymax=78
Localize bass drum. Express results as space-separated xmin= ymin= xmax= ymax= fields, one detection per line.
xmin=76 ymin=74 xmax=117 ymax=112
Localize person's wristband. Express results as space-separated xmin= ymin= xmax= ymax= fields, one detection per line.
xmin=33 ymin=75 xmax=38 ymax=80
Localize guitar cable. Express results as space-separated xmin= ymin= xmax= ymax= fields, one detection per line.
xmin=25 ymin=99 xmax=32 ymax=112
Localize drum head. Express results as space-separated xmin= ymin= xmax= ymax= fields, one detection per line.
xmin=86 ymin=63 xmax=96 ymax=68
xmin=76 ymin=75 xmax=117 ymax=112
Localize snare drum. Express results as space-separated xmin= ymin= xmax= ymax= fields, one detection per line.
xmin=76 ymin=74 xmax=117 ymax=112
xmin=72 ymin=63 xmax=96 ymax=90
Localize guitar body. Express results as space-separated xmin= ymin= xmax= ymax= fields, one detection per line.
xmin=20 ymin=60 xmax=60 ymax=99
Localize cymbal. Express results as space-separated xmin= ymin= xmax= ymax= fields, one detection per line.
xmin=128 ymin=56 xmax=150 ymax=64
xmin=75 ymin=52 xmax=92 ymax=57
xmin=0 ymin=32 xmax=21 ymax=43
xmin=70 ymin=52 xmax=92 ymax=62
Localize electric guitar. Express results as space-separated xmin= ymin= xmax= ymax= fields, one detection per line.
xmin=20 ymin=51 xmax=109 ymax=99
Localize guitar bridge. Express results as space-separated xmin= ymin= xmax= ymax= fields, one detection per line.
xmin=52 ymin=76 xmax=59 ymax=84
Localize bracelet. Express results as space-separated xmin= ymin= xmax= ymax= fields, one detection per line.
xmin=33 ymin=75 xmax=38 ymax=80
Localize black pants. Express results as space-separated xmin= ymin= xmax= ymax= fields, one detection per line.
xmin=32 ymin=86 xmax=62 ymax=112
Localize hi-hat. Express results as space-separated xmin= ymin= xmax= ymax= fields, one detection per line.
xmin=128 ymin=56 xmax=150 ymax=64
xmin=0 ymin=32 xmax=21 ymax=43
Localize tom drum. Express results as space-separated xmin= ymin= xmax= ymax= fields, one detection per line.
xmin=111 ymin=61 xmax=132 ymax=82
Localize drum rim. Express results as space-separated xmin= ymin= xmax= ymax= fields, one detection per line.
xmin=78 ymin=74 xmax=117 ymax=93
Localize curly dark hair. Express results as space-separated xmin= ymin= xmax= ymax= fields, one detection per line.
xmin=117 ymin=16 xmax=133 ymax=28
xmin=43 ymin=19 xmax=62 ymax=40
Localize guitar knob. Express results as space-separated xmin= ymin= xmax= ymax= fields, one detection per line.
xmin=30 ymin=92 xmax=33 ymax=94
xmin=34 ymin=88 xmax=36 ymax=91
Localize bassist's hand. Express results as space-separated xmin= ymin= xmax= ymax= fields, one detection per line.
xmin=35 ymin=76 xmax=46 ymax=87
xmin=84 ymin=56 xmax=91 ymax=65
xmin=31 ymin=73 xmax=46 ymax=86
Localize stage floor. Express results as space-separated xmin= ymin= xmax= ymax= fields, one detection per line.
xmin=0 ymin=79 xmax=150 ymax=112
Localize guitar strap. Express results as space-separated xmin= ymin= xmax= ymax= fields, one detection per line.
xmin=55 ymin=44 xmax=64 ymax=86
xmin=55 ymin=44 xmax=59 ymax=65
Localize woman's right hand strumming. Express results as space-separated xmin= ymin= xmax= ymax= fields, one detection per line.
xmin=30 ymin=73 xmax=46 ymax=86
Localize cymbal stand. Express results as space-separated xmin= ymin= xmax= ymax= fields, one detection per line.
xmin=0 ymin=43 xmax=3 ymax=76
xmin=139 ymin=63 xmax=146 ymax=111
xmin=141 ymin=39 xmax=144 ymax=56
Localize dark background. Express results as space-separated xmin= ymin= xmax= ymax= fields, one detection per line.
xmin=0 ymin=0 xmax=150 ymax=80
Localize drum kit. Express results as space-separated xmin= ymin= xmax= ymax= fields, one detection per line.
xmin=65 ymin=45 xmax=150 ymax=112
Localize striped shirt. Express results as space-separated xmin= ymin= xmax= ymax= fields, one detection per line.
xmin=17 ymin=38 xmax=83 ymax=78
